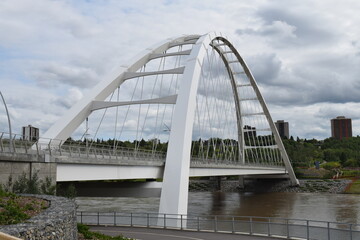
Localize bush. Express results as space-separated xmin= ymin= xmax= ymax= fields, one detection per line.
xmin=77 ymin=223 xmax=133 ymax=240
xmin=56 ymin=184 xmax=77 ymax=199
xmin=322 ymin=162 xmax=341 ymax=170
xmin=41 ymin=177 xmax=56 ymax=195
xmin=344 ymin=159 xmax=359 ymax=167
xmin=2 ymin=172 xmax=56 ymax=195
xmin=12 ymin=172 xmax=41 ymax=194
xmin=0 ymin=185 xmax=7 ymax=197
xmin=0 ymin=195 xmax=30 ymax=225
xmin=342 ymin=170 xmax=360 ymax=177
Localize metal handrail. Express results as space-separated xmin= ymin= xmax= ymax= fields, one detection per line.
xmin=77 ymin=211 xmax=359 ymax=240
xmin=0 ymin=131 xmax=289 ymax=168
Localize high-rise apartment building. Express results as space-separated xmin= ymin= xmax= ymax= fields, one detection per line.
xmin=275 ymin=120 xmax=289 ymax=139
xmin=331 ymin=116 xmax=352 ymax=140
xmin=243 ymin=125 xmax=256 ymax=140
xmin=22 ymin=125 xmax=39 ymax=141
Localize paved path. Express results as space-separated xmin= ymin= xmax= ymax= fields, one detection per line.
xmin=89 ymin=226 xmax=284 ymax=240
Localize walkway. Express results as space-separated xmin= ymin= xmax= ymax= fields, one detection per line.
xmin=89 ymin=226 xmax=284 ymax=240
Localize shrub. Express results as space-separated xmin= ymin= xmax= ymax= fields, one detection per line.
xmin=41 ymin=177 xmax=56 ymax=195
xmin=2 ymin=172 xmax=56 ymax=195
xmin=0 ymin=195 xmax=30 ymax=225
xmin=57 ymin=184 xmax=77 ymax=199
xmin=322 ymin=162 xmax=341 ymax=170
xmin=12 ymin=173 xmax=28 ymax=194
xmin=12 ymin=172 xmax=41 ymax=194
xmin=77 ymin=223 xmax=133 ymax=240
xmin=344 ymin=159 xmax=359 ymax=167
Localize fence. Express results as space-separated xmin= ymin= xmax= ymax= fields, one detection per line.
xmin=0 ymin=131 xmax=286 ymax=168
xmin=0 ymin=132 xmax=166 ymax=163
xmin=77 ymin=212 xmax=360 ymax=240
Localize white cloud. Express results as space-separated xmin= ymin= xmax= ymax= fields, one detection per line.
xmin=0 ymin=0 xmax=360 ymax=140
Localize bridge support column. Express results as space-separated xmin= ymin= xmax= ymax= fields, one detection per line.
xmin=212 ymin=176 xmax=222 ymax=191
xmin=238 ymin=176 xmax=245 ymax=189
xmin=158 ymin=36 xmax=207 ymax=227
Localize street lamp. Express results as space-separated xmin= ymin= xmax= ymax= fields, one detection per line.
xmin=0 ymin=90 xmax=13 ymax=152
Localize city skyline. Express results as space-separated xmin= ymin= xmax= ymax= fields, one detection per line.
xmin=0 ymin=0 xmax=360 ymax=140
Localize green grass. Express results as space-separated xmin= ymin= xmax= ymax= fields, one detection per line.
xmin=77 ymin=224 xmax=134 ymax=240
xmin=345 ymin=179 xmax=360 ymax=194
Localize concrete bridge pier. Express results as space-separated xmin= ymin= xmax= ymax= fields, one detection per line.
xmin=238 ymin=176 xmax=245 ymax=189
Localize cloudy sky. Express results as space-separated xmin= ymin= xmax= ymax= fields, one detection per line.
xmin=0 ymin=0 xmax=359 ymax=140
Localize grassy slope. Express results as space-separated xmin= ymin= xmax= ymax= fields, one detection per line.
xmin=345 ymin=178 xmax=360 ymax=194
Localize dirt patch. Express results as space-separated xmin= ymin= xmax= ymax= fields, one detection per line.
xmin=0 ymin=195 xmax=49 ymax=224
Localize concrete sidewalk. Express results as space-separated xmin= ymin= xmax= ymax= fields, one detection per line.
xmin=89 ymin=226 xmax=284 ymax=240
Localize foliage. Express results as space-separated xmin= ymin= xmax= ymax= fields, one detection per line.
xmin=0 ymin=195 xmax=30 ymax=225
xmin=345 ymin=178 xmax=360 ymax=194
xmin=342 ymin=170 xmax=360 ymax=177
xmin=322 ymin=162 xmax=341 ymax=170
xmin=3 ymin=172 xmax=57 ymax=196
xmin=0 ymin=184 xmax=7 ymax=197
xmin=65 ymin=137 xmax=168 ymax=153
xmin=0 ymin=193 xmax=49 ymax=225
xmin=56 ymin=184 xmax=77 ymax=199
xmin=12 ymin=172 xmax=40 ymax=194
xmin=283 ymin=136 xmax=360 ymax=169
xmin=41 ymin=177 xmax=57 ymax=195
xmin=77 ymin=224 xmax=134 ymax=240
xmin=6 ymin=172 xmax=42 ymax=194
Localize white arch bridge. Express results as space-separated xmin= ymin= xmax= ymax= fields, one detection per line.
xmin=9 ymin=32 xmax=299 ymax=218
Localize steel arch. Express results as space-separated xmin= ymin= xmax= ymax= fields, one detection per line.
xmin=41 ymin=32 xmax=298 ymax=219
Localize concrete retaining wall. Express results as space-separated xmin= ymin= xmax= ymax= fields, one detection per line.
xmin=0 ymin=195 xmax=78 ymax=240
xmin=0 ymin=160 xmax=56 ymax=186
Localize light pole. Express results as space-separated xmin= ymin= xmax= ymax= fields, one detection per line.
xmin=0 ymin=90 xmax=13 ymax=152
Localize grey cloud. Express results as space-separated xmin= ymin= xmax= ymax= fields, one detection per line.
xmin=259 ymin=7 xmax=337 ymax=45
xmin=55 ymin=88 xmax=83 ymax=109
xmin=246 ymin=53 xmax=282 ymax=85
xmin=32 ymin=62 xmax=99 ymax=88
xmin=236 ymin=20 xmax=296 ymax=40
xmin=236 ymin=6 xmax=338 ymax=48
xmin=260 ymin=67 xmax=360 ymax=107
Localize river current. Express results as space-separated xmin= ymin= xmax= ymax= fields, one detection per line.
xmin=76 ymin=192 xmax=360 ymax=224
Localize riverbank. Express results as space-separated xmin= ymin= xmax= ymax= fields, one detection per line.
xmin=189 ymin=178 xmax=353 ymax=194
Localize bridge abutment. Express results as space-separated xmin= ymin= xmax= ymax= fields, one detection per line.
xmin=0 ymin=155 xmax=57 ymax=189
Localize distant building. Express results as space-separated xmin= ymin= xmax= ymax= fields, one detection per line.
xmin=331 ymin=116 xmax=352 ymax=140
xmin=22 ymin=125 xmax=39 ymax=141
xmin=275 ymin=120 xmax=289 ymax=139
xmin=243 ymin=125 xmax=256 ymax=139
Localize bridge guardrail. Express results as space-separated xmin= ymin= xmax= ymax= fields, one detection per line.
xmin=0 ymin=132 xmax=166 ymax=162
xmin=0 ymin=131 xmax=286 ymax=168
xmin=77 ymin=211 xmax=359 ymax=240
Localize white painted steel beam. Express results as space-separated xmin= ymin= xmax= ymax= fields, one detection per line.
xmin=56 ymin=163 xmax=287 ymax=182
xmin=123 ymin=67 xmax=185 ymax=80
xmin=214 ymin=36 xmax=299 ymax=186
xmin=168 ymin=39 xmax=198 ymax=48
xmin=90 ymin=95 xmax=177 ymax=111
xmin=57 ymin=164 xmax=164 ymax=182
xmin=40 ymin=35 xmax=200 ymax=146
xmin=149 ymin=49 xmax=192 ymax=60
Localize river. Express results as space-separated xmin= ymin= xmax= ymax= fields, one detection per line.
xmin=76 ymin=191 xmax=360 ymax=224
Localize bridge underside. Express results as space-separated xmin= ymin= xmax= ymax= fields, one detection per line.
xmin=56 ymin=163 xmax=288 ymax=182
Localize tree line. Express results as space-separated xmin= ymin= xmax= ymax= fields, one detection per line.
xmin=66 ymin=136 xmax=360 ymax=168
xmin=283 ymin=136 xmax=360 ymax=168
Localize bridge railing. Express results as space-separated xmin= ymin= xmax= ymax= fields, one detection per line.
xmin=77 ymin=211 xmax=359 ymax=240
xmin=0 ymin=132 xmax=166 ymax=162
xmin=0 ymin=132 xmax=39 ymax=155
xmin=53 ymin=144 xmax=166 ymax=162
xmin=190 ymin=157 xmax=285 ymax=169
xmin=0 ymin=131 xmax=286 ymax=168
